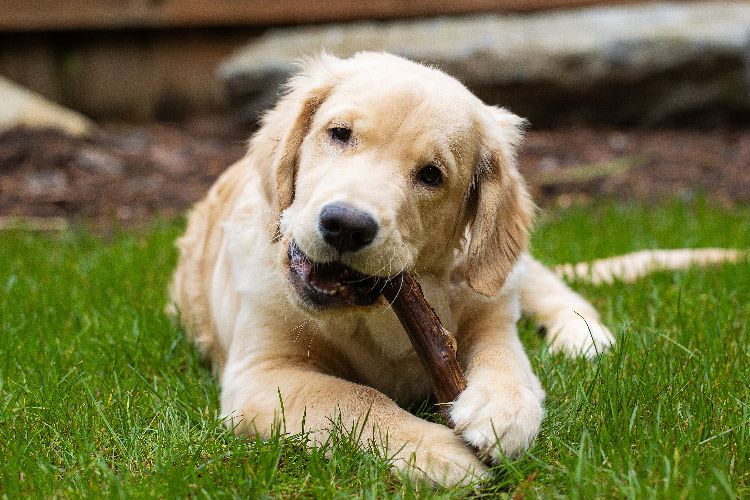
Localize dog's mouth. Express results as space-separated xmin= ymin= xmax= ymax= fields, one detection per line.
xmin=287 ymin=240 xmax=382 ymax=308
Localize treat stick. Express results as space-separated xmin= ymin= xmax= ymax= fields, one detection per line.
xmin=380 ymin=272 xmax=467 ymax=423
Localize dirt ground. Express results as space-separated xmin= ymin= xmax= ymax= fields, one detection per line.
xmin=1 ymin=118 xmax=748 ymax=230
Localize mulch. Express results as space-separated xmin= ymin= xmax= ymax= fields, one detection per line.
xmin=1 ymin=118 xmax=748 ymax=230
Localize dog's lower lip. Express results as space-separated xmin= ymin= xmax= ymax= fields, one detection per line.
xmin=287 ymin=240 xmax=381 ymax=307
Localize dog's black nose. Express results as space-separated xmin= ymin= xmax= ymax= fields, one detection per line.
xmin=319 ymin=202 xmax=378 ymax=253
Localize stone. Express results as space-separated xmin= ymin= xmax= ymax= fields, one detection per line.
xmin=75 ymin=147 xmax=126 ymax=176
xmin=219 ymin=3 xmax=750 ymax=126
xmin=0 ymin=75 xmax=94 ymax=136
xmin=22 ymin=170 xmax=68 ymax=199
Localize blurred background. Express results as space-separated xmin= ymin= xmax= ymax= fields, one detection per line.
xmin=1 ymin=0 xmax=749 ymax=229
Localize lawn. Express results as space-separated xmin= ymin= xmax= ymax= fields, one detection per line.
xmin=1 ymin=199 xmax=748 ymax=499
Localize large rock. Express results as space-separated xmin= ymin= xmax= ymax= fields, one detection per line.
xmin=0 ymin=75 xmax=94 ymax=136
xmin=220 ymin=3 xmax=750 ymax=126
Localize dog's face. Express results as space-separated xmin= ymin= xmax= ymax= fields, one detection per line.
xmin=256 ymin=53 xmax=533 ymax=312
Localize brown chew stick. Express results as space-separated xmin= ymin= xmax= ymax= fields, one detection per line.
xmin=380 ymin=272 xmax=467 ymax=422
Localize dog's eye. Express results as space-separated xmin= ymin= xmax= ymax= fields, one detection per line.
xmin=418 ymin=165 xmax=443 ymax=187
xmin=329 ymin=127 xmax=352 ymax=144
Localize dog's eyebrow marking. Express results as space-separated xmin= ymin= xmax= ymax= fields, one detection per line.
xmin=432 ymin=158 xmax=446 ymax=170
xmin=329 ymin=120 xmax=352 ymax=129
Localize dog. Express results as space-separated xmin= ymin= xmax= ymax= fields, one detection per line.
xmin=168 ymin=52 xmax=740 ymax=486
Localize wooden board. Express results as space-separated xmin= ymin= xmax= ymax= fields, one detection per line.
xmin=0 ymin=0 xmax=652 ymax=31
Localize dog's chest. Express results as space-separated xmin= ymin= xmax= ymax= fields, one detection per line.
xmin=302 ymin=308 xmax=421 ymax=402
xmin=319 ymin=282 xmax=456 ymax=403
xmin=340 ymin=311 xmax=433 ymax=402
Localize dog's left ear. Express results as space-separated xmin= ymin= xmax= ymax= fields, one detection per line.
xmin=466 ymin=107 xmax=534 ymax=297
xmin=251 ymin=54 xmax=341 ymax=214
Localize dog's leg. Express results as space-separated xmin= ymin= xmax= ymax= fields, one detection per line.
xmin=519 ymin=254 xmax=614 ymax=357
xmin=450 ymin=306 xmax=546 ymax=463
xmin=219 ymin=355 xmax=487 ymax=487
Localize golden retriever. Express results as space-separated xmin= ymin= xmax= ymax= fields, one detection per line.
xmin=169 ymin=52 xmax=737 ymax=485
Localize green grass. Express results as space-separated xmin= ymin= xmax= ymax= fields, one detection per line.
xmin=1 ymin=199 xmax=748 ymax=499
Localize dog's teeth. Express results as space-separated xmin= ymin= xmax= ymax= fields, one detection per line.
xmin=312 ymin=284 xmax=336 ymax=295
xmin=309 ymin=278 xmax=341 ymax=296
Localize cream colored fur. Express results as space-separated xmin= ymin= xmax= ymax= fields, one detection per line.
xmin=168 ymin=52 xmax=738 ymax=486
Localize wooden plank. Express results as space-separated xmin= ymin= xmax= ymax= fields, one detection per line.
xmin=0 ymin=0 xmax=652 ymax=32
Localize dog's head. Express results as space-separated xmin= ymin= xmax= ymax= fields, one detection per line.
xmin=251 ymin=52 xmax=533 ymax=311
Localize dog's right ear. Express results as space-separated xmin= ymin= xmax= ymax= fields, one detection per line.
xmin=465 ymin=107 xmax=534 ymax=297
xmin=250 ymin=54 xmax=340 ymax=214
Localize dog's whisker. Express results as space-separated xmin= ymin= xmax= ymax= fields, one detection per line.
xmin=397 ymin=242 xmax=410 ymax=275
xmin=404 ymin=243 xmax=414 ymax=270
xmin=291 ymin=319 xmax=311 ymax=343
xmin=377 ymin=243 xmax=414 ymax=315
xmin=262 ymin=208 xmax=283 ymax=217
xmin=261 ymin=232 xmax=283 ymax=252
xmin=370 ymin=246 xmax=399 ymax=280
xmin=379 ymin=272 xmax=406 ymax=314
xmin=262 ymin=227 xmax=291 ymax=253
xmin=359 ymin=247 xmax=399 ymax=294
xmin=307 ymin=323 xmax=321 ymax=357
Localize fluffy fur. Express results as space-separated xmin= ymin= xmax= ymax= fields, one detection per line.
xmin=170 ymin=52 xmax=622 ymax=486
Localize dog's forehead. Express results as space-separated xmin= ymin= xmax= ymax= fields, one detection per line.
xmin=323 ymin=67 xmax=478 ymax=139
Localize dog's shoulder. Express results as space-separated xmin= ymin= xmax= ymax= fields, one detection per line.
xmin=169 ymin=155 xmax=263 ymax=368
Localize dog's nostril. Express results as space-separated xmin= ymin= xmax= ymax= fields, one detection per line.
xmin=321 ymin=219 xmax=341 ymax=235
xmin=319 ymin=202 xmax=378 ymax=253
xmin=351 ymin=230 xmax=372 ymax=244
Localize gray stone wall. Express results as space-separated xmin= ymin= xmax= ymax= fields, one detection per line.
xmin=220 ymin=3 xmax=750 ymax=126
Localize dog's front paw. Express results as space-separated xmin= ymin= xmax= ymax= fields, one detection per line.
xmin=388 ymin=421 xmax=488 ymax=487
xmin=546 ymin=311 xmax=615 ymax=358
xmin=450 ymin=377 xmax=544 ymax=463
